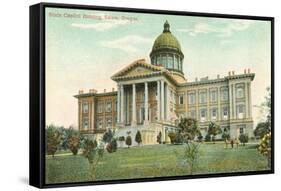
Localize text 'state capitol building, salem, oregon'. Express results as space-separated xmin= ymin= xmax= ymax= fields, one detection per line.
xmin=74 ymin=21 xmax=255 ymax=145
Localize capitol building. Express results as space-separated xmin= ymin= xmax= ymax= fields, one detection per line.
xmin=74 ymin=21 xmax=255 ymax=145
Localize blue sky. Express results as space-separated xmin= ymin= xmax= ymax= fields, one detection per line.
xmin=45 ymin=7 xmax=271 ymax=128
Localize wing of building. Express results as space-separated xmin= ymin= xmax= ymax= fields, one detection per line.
xmin=74 ymin=21 xmax=255 ymax=145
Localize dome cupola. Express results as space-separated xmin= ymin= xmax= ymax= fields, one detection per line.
xmin=150 ymin=20 xmax=184 ymax=75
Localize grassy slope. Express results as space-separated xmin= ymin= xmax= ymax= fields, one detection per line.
xmin=45 ymin=143 xmax=269 ymax=184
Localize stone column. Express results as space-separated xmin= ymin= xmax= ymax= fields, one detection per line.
xmin=245 ymin=82 xmax=249 ymax=118
xmin=157 ymin=80 xmax=161 ymax=121
xmin=117 ymin=85 xmax=120 ymax=123
xmin=144 ymin=82 xmax=149 ymax=124
xmin=166 ymin=83 xmax=170 ymax=121
xmin=132 ymin=84 xmax=136 ymax=126
xmin=161 ymin=80 xmax=165 ymax=120
xmin=120 ymin=85 xmax=124 ymax=124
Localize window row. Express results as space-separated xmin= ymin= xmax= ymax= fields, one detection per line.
xmin=151 ymin=54 xmax=183 ymax=71
xmin=178 ymin=87 xmax=245 ymax=105
xmin=187 ymin=104 xmax=245 ymax=122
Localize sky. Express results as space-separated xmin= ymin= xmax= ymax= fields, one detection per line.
xmin=45 ymin=7 xmax=271 ymax=128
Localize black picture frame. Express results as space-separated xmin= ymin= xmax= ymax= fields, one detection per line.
xmin=29 ymin=2 xmax=275 ymax=189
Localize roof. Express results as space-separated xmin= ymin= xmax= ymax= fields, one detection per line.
xmin=111 ymin=59 xmax=180 ymax=85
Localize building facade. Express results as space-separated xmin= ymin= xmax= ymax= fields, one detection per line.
xmin=74 ymin=21 xmax=255 ymax=145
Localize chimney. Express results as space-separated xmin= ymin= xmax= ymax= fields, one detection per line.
xmin=112 ymin=88 xmax=115 ymax=92
xmin=248 ymin=68 xmax=250 ymax=73
xmin=79 ymin=90 xmax=83 ymax=94
xmin=89 ymin=89 xmax=97 ymax=93
xmin=232 ymin=71 xmax=235 ymax=75
xmin=104 ymin=89 xmax=106 ymax=93
xmin=217 ymin=74 xmax=220 ymax=79
xmin=228 ymin=71 xmax=231 ymax=76
xmin=244 ymin=69 xmax=247 ymax=74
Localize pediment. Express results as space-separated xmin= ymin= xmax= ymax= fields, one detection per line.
xmin=111 ymin=59 xmax=162 ymax=80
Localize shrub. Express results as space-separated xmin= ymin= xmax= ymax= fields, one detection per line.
xmin=168 ymin=132 xmax=183 ymax=144
xmin=118 ymin=136 xmax=125 ymax=142
xmin=156 ymin=132 xmax=162 ymax=144
xmin=197 ymin=134 xmax=203 ymax=142
xmin=135 ymin=131 xmax=142 ymax=146
xmin=125 ymin=136 xmax=132 ymax=148
xmin=205 ymin=134 xmax=211 ymax=142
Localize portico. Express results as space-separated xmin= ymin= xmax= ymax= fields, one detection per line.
xmin=116 ymin=79 xmax=170 ymax=127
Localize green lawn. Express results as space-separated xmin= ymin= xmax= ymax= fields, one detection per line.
xmin=46 ymin=143 xmax=269 ymax=184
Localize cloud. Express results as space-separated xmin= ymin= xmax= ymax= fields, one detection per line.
xmin=71 ymin=18 xmax=131 ymax=32
xmin=177 ymin=20 xmax=253 ymax=37
xmin=100 ymin=35 xmax=152 ymax=52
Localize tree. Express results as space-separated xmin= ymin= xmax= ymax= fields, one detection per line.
xmin=254 ymin=122 xmax=270 ymax=138
xmin=46 ymin=125 xmax=61 ymax=157
xmin=168 ymin=131 xmax=183 ymax=144
xmin=125 ymin=136 xmax=132 ymax=148
xmin=156 ymin=132 xmax=162 ymax=144
xmin=239 ymin=134 xmax=249 ymax=146
xmin=81 ymin=138 xmax=104 ymax=180
xmin=102 ymin=129 xmax=114 ymax=143
xmin=207 ymin=122 xmax=222 ymax=143
xmin=175 ymin=142 xmax=201 ymax=175
xmin=258 ymin=132 xmax=271 ymax=168
xmin=178 ymin=118 xmax=201 ymax=141
xmin=135 ymin=131 xmax=142 ymax=146
xmin=67 ymin=133 xmax=80 ymax=155
xmin=103 ymin=129 xmax=117 ymax=153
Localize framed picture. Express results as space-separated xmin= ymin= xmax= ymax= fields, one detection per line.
xmin=29 ymin=2 xmax=274 ymax=188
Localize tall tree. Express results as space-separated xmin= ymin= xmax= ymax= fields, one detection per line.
xmin=81 ymin=138 xmax=104 ymax=180
xmin=178 ymin=118 xmax=201 ymax=142
xmin=46 ymin=125 xmax=61 ymax=157
xmin=254 ymin=122 xmax=270 ymax=138
xmin=207 ymin=122 xmax=222 ymax=143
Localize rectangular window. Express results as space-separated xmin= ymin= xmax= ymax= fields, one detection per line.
xmin=97 ymin=118 xmax=103 ymax=129
xmin=239 ymin=127 xmax=244 ymax=134
xmin=223 ymin=107 xmax=228 ymax=119
xmin=83 ymin=117 xmax=89 ymax=129
xmin=221 ymin=89 xmax=229 ymax=101
xmin=236 ymin=87 xmax=244 ymax=98
xmin=83 ymin=102 xmax=89 ymax=113
xmin=106 ymin=117 xmax=112 ymax=128
xmin=188 ymin=93 xmax=195 ymax=105
xmin=106 ymin=101 xmax=112 ymax=112
xmin=179 ymin=95 xmax=184 ymax=105
xmin=200 ymin=109 xmax=207 ymax=122
xmin=98 ymin=102 xmax=103 ymax=113
xmin=211 ymin=108 xmax=217 ymax=120
xmin=237 ymin=105 xmax=244 ymax=119
xmin=199 ymin=92 xmax=207 ymax=104
xmin=210 ymin=91 xmax=217 ymax=102
xmin=190 ymin=110 xmax=196 ymax=119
